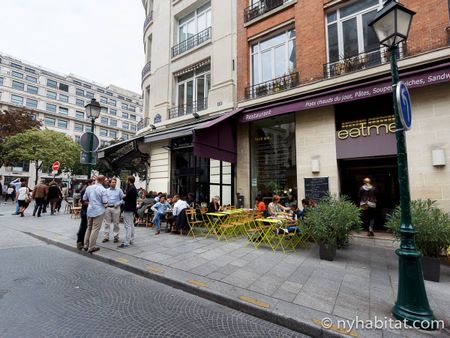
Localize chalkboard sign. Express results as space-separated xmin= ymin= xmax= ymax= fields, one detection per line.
xmin=304 ymin=177 xmax=329 ymax=201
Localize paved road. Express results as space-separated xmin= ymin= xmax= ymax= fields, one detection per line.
xmin=0 ymin=228 xmax=308 ymax=338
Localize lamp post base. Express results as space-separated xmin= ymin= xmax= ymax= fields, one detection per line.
xmin=392 ymin=248 xmax=437 ymax=330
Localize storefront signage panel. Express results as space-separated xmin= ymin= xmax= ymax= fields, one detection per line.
xmin=240 ymin=65 xmax=450 ymax=122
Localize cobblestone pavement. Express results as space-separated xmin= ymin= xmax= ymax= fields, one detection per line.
xmin=0 ymin=228 xmax=308 ymax=338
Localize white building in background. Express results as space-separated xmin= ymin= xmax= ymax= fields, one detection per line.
xmin=0 ymin=52 xmax=143 ymax=188
xmin=122 ymin=0 xmax=237 ymax=203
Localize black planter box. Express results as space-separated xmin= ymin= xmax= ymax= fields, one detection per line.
xmin=319 ymin=242 xmax=336 ymax=261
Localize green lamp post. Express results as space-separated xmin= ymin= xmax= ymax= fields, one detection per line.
xmin=369 ymin=0 xmax=437 ymax=330
xmin=84 ymin=98 xmax=101 ymax=179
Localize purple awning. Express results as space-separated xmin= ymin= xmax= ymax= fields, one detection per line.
xmin=193 ymin=108 xmax=243 ymax=163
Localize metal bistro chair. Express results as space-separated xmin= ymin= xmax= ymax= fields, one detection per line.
xmin=185 ymin=208 xmax=203 ymax=238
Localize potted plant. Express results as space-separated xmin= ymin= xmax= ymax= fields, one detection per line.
xmin=303 ymin=194 xmax=362 ymax=261
xmin=385 ymin=199 xmax=450 ymax=282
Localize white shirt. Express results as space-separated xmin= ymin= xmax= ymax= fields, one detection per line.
xmin=17 ymin=187 xmax=29 ymax=201
xmin=173 ymin=199 xmax=189 ymax=216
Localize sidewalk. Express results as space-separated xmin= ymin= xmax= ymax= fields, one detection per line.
xmin=1 ymin=202 xmax=449 ymax=338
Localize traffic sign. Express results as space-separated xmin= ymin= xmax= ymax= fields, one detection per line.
xmin=52 ymin=161 xmax=60 ymax=171
xmin=80 ymin=132 xmax=100 ymax=152
xmin=396 ymin=81 xmax=412 ymax=130
xmin=80 ymin=151 xmax=97 ymax=165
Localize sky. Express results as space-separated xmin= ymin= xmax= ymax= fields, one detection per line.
xmin=0 ymin=0 xmax=144 ymax=93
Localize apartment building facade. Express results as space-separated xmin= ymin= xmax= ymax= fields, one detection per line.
xmin=129 ymin=0 xmax=238 ymax=203
xmin=232 ymin=0 xmax=450 ymax=219
xmin=0 ymin=52 xmax=143 ymax=188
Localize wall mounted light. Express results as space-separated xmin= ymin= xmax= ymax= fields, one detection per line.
xmin=311 ymin=159 xmax=320 ymax=173
xmin=432 ymin=149 xmax=446 ymax=166
xmin=150 ymin=124 xmax=156 ymax=130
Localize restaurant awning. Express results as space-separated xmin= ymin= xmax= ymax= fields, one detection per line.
xmin=97 ymin=136 xmax=147 ymax=171
xmin=193 ymin=108 xmax=244 ymax=164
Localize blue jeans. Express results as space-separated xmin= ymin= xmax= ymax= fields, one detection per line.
xmin=152 ymin=212 xmax=163 ymax=231
xmin=15 ymin=201 xmax=20 ymax=214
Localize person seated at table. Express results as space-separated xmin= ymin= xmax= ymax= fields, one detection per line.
xmin=208 ymin=196 xmax=221 ymax=212
xmin=268 ymin=195 xmax=290 ymax=216
xmin=254 ymin=196 xmax=269 ymax=217
xmin=289 ymin=203 xmax=303 ymax=220
xmin=136 ymin=193 xmax=155 ymax=223
xmin=172 ymin=195 xmax=189 ymax=233
xmin=151 ymin=196 xmax=170 ymax=235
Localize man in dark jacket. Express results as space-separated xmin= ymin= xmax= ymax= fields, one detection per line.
xmin=118 ymin=176 xmax=138 ymax=248
xmin=76 ymin=179 xmax=93 ymax=250
xmin=32 ymin=179 xmax=48 ymax=217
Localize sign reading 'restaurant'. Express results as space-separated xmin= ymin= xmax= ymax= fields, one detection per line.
xmin=240 ymin=65 xmax=450 ymax=123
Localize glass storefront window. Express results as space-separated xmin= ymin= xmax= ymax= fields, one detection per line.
xmin=250 ymin=114 xmax=297 ymax=204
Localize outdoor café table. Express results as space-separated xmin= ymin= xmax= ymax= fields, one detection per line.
xmin=253 ymin=217 xmax=293 ymax=252
xmin=205 ymin=212 xmax=229 ymax=238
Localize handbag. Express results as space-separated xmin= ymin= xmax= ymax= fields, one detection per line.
xmin=360 ymin=203 xmax=369 ymax=211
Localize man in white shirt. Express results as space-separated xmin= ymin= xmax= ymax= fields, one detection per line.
xmin=103 ymin=178 xmax=124 ymax=243
xmin=83 ymin=175 xmax=108 ymax=253
xmin=172 ymin=195 xmax=189 ymax=232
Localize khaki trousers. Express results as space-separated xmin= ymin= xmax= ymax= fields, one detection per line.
xmin=103 ymin=207 xmax=121 ymax=240
xmin=84 ymin=214 xmax=105 ymax=250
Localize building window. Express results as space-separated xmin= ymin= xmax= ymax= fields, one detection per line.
xmin=122 ymin=122 xmax=129 ymax=130
xmin=25 ymin=67 xmax=35 ymax=73
xmin=12 ymin=80 xmax=25 ymax=91
xmin=110 ymin=108 xmax=117 ymax=116
xmin=121 ymin=103 xmax=128 ymax=110
xmin=0 ymin=77 xmax=3 ymax=86
xmin=100 ymin=128 xmax=108 ymax=137
xmin=110 ymin=119 xmax=117 ymax=127
xmin=175 ymin=64 xmax=210 ymax=114
xmin=25 ymin=75 xmax=38 ymax=83
xmin=59 ymin=83 xmax=69 ymax=92
xmin=59 ymin=107 xmax=68 ymax=115
xmin=106 ymin=91 xmax=113 ymax=96
xmin=101 ymin=116 xmax=108 ymax=125
xmin=250 ymin=29 xmax=296 ymax=85
xmin=59 ymin=94 xmax=69 ymax=103
xmin=73 ymin=80 xmax=82 ymax=85
xmin=129 ymin=106 xmax=136 ymax=112
xmin=44 ymin=117 xmax=56 ymax=126
xmin=100 ymin=96 xmax=108 ymax=104
xmin=46 ymin=103 xmax=56 ymax=112
xmin=98 ymin=88 xmax=105 ymax=93
xmin=57 ymin=119 xmax=68 ymax=129
xmin=123 ymin=134 xmax=130 ymax=140
xmin=74 ymin=123 xmax=84 ymax=132
xmin=76 ymin=98 xmax=84 ymax=107
xmin=130 ymin=114 xmax=136 ymax=121
xmin=47 ymin=79 xmax=57 ymax=88
xmin=85 ymin=91 xmax=94 ymax=99
xmin=47 ymin=90 xmax=57 ymax=100
xmin=76 ymin=111 xmax=84 ymax=119
xmin=11 ymin=62 xmax=22 ymax=69
xmin=178 ymin=3 xmax=211 ymax=44
xmin=76 ymin=88 xmax=84 ymax=96
xmin=75 ymin=135 xmax=81 ymax=143
xmin=130 ymin=124 xmax=137 ymax=131
xmin=26 ymin=98 xmax=38 ymax=109
xmin=110 ymin=130 xmax=117 ymax=139
xmin=26 ymin=85 xmax=38 ymax=94
xmin=109 ymin=98 xmax=116 ymax=106
xmin=83 ymin=84 xmax=91 ymax=89
xmin=12 ymin=71 xmax=23 ymax=79
xmin=326 ymin=0 xmax=381 ymax=63
xmin=11 ymin=94 xmax=24 ymax=105
xmin=122 ymin=112 xmax=129 ymax=119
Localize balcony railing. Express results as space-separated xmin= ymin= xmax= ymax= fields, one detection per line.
xmin=143 ymin=11 xmax=153 ymax=30
xmin=141 ymin=61 xmax=151 ymax=80
xmin=171 ymin=27 xmax=212 ymax=58
xmin=323 ymin=47 xmax=405 ymax=79
xmin=168 ymin=98 xmax=208 ymax=119
xmin=244 ymin=0 xmax=292 ymax=23
xmin=245 ymin=72 xmax=299 ymax=100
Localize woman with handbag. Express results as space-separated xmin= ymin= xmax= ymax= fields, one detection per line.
xmin=359 ymin=177 xmax=377 ymax=237
xmin=17 ymin=181 xmax=31 ymax=217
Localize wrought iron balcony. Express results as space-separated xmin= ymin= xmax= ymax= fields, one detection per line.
xmin=143 ymin=11 xmax=153 ymax=30
xmin=171 ymin=27 xmax=212 ymax=58
xmin=323 ymin=47 xmax=404 ymax=79
xmin=141 ymin=61 xmax=151 ymax=80
xmin=244 ymin=0 xmax=292 ymax=23
xmin=245 ymin=72 xmax=299 ymax=100
xmin=168 ymin=98 xmax=208 ymax=119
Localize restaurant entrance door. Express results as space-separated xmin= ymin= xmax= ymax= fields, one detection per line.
xmin=338 ymin=156 xmax=399 ymax=229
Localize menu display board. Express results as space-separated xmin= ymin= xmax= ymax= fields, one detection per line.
xmin=304 ymin=177 xmax=329 ymax=201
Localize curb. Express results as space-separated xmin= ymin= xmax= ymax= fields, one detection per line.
xmin=24 ymin=231 xmax=346 ymax=338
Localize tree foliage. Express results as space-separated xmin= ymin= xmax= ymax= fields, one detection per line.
xmin=2 ymin=129 xmax=81 ymax=173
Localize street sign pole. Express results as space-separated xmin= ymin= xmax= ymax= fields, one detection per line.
xmin=87 ymin=118 xmax=95 ymax=179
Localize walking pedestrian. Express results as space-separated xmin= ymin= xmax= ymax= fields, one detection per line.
xmin=17 ymin=181 xmax=31 ymax=217
xmin=76 ymin=179 xmax=93 ymax=250
xmin=151 ymin=196 xmax=170 ymax=236
xmin=359 ymin=177 xmax=377 ymax=237
xmin=32 ymin=179 xmax=48 ymax=217
xmin=47 ymin=181 xmax=62 ymax=215
xmin=83 ymin=176 xmax=108 ymax=254
xmin=102 ymin=178 xmax=123 ymax=243
xmin=5 ymin=184 xmax=15 ymax=203
xmin=11 ymin=178 xmax=23 ymax=215
xmin=118 ymin=176 xmax=138 ymax=248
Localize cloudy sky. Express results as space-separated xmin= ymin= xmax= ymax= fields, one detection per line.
xmin=0 ymin=0 xmax=144 ymax=93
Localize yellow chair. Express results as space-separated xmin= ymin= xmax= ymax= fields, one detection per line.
xmin=185 ymin=208 xmax=203 ymax=238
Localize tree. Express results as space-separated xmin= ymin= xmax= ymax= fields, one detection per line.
xmin=2 ymin=129 xmax=81 ymax=184
xmin=0 ymin=106 xmax=42 ymax=167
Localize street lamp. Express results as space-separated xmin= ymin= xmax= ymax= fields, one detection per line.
xmin=369 ymin=0 xmax=436 ymax=330
xmin=85 ymin=98 xmax=101 ymax=179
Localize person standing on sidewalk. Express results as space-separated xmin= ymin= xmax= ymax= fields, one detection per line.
xmin=32 ymin=179 xmax=48 ymax=217
xmin=118 ymin=176 xmax=138 ymax=249
xmin=76 ymin=179 xmax=93 ymax=250
xmin=83 ymin=176 xmax=108 ymax=254
xmin=102 ymin=178 xmax=123 ymax=243
xmin=11 ymin=178 xmax=23 ymax=215
xmin=47 ymin=181 xmax=62 ymax=215
xmin=359 ymin=177 xmax=377 ymax=237
xmin=151 ymin=196 xmax=170 ymax=236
